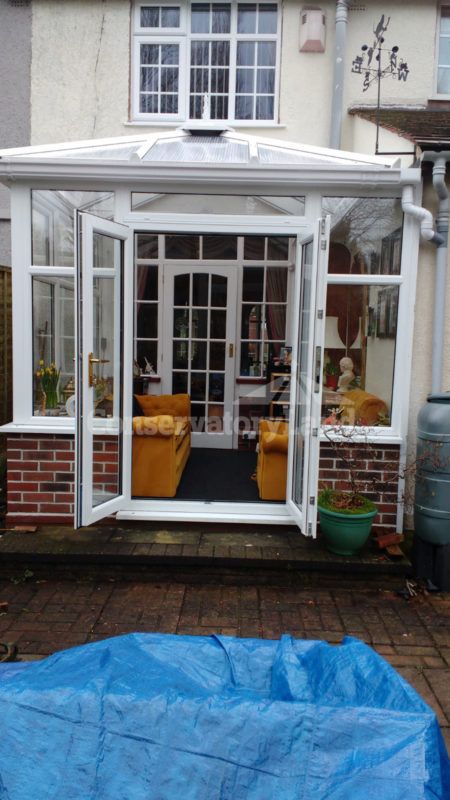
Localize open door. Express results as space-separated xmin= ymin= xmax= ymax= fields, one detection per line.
xmin=75 ymin=213 xmax=132 ymax=527
xmin=287 ymin=217 xmax=329 ymax=536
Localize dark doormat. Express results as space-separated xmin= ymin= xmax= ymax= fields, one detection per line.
xmin=176 ymin=448 xmax=263 ymax=502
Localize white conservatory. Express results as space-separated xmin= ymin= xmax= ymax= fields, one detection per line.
xmin=0 ymin=128 xmax=422 ymax=534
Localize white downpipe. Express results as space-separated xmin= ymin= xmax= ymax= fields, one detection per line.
xmin=329 ymin=0 xmax=351 ymax=150
xmin=401 ymin=185 xmax=443 ymax=245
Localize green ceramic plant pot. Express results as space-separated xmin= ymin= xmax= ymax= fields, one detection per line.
xmin=318 ymin=506 xmax=378 ymax=556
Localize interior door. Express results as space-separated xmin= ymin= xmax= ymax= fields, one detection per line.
xmin=287 ymin=217 xmax=330 ymax=536
xmin=163 ymin=264 xmax=238 ymax=448
xmin=75 ymin=213 xmax=132 ymax=527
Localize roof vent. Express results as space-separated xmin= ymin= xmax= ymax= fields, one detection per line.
xmin=182 ymin=124 xmax=233 ymax=137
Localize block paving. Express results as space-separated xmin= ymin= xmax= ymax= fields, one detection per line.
xmin=0 ymin=574 xmax=448 ymax=750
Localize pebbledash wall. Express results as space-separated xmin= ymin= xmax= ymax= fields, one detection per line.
xmin=6 ymin=435 xmax=400 ymax=529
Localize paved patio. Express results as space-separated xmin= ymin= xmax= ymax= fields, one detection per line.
xmin=0 ymin=572 xmax=448 ymax=750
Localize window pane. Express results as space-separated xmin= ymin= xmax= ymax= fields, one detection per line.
xmin=140 ymin=94 xmax=158 ymax=113
xmin=210 ymin=310 xmax=226 ymax=338
xmin=266 ymin=267 xmax=287 ymax=302
xmin=241 ymin=304 xmax=262 ymax=339
xmin=203 ymin=235 xmax=237 ymax=259
xmin=266 ymin=304 xmax=286 ymax=340
xmin=267 ymin=236 xmax=289 ymax=260
xmin=438 ymin=66 xmax=450 ymax=94
xmin=192 ymin=3 xmax=210 ymax=32
xmin=211 ymin=95 xmax=228 ymax=119
xmin=256 ymin=68 xmax=275 ymax=93
xmin=160 ymin=94 xmax=178 ymax=113
xmin=141 ymin=44 xmax=159 ymax=64
xmin=136 ymin=303 xmax=158 ymax=338
xmin=211 ymin=275 xmax=227 ymax=306
xmin=161 ymin=67 xmax=178 ymax=92
xmin=173 ymin=340 xmax=189 ymax=369
xmin=191 ymin=372 xmax=206 ymax=400
xmin=136 ymin=265 xmax=158 ymax=301
xmin=210 ymin=342 xmax=225 ymax=369
xmin=240 ymin=341 xmax=261 ymax=376
xmin=244 ymin=236 xmax=265 ymax=259
xmin=238 ymin=3 xmax=257 ymax=33
xmin=323 ymin=197 xmax=403 ymax=275
xmin=174 ymin=274 xmax=190 ymax=305
xmin=211 ymin=40 xmax=230 ymax=65
xmin=33 ymin=277 xmax=75 ymax=417
xmin=322 ymin=284 xmax=398 ymax=426
xmin=131 ymin=194 xmax=305 ymax=216
xmin=235 ymin=94 xmax=254 ymax=119
xmin=161 ymin=7 xmax=180 ymax=27
xmin=439 ymin=36 xmax=450 ymax=65
xmin=441 ymin=7 xmax=450 ymax=34
xmin=255 ymin=95 xmax=274 ymax=120
xmin=173 ymin=371 xmax=188 ymax=393
xmin=193 ymin=273 xmax=209 ymax=306
xmin=212 ymin=3 xmax=231 ymax=33
xmin=174 ymin=308 xmax=190 ymax=336
xmin=141 ymin=6 xmax=160 ymax=27
xmin=257 ymin=41 xmax=276 ymax=66
xmin=191 ymin=309 xmax=208 ymax=337
xmin=31 ymin=190 xmax=113 ymax=267
xmin=161 ymin=44 xmax=179 ymax=64
xmin=258 ymin=4 xmax=277 ymax=33
xmin=136 ymin=340 xmax=157 ymax=373
xmin=209 ymin=373 xmax=224 ymax=401
xmin=243 ymin=267 xmax=264 ymax=301
xmin=191 ymin=40 xmax=209 ymax=65
xmin=166 ymin=235 xmax=200 ymax=258
xmin=140 ymin=66 xmax=159 ymax=91
xmin=237 ymin=41 xmax=256 ymax=66
xmin=236 ymin=68 xmax=254 ymax=93
xmin=136 ymin=234 xmax=158 ymax=259
xmin=191 ymin=340 xmax=207 ymax=369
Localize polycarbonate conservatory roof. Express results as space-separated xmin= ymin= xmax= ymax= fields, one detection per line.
xmin=0 ymin=128 xmax=400 ymax=170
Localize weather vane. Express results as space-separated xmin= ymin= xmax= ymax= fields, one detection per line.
xmin=351 ymin=15 xmax=409 ymax=91
xmin=351 ymin=15 xmax=410 ymax=154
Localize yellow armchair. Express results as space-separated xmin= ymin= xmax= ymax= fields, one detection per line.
xmin=132 ymin=394 xmax=191 ymax=498
xmin=340 ymin=389 xmax=389 ymax=426
xmin=256 ymin=419 xmax=289 ymax=501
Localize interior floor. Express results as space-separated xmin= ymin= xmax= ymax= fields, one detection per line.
xmin=176 ymin=448 xmax=264 ymax=502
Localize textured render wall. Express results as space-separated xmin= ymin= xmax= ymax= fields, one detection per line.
xmin=0 ymin=0 xmax=31 ymax=265
xmin=30 ymin=1 xmax=437 ymax=147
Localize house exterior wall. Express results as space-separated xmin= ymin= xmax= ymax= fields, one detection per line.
xmin=0 ymin=0 xmax=31 ymax=267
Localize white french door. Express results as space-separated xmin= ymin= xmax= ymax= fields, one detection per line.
xmin=162 ymin=264 xmax=238 ymax=448
xmin=286 ymin=218 xmax=329 ymax=537
xmin=75 ymin=213 xmax=132 ymax=527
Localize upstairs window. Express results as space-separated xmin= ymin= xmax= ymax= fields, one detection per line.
xmin=132 ymin=1 xmax=280 ymax=122
xmin=437 ymin=5 xmax=450 ymax=94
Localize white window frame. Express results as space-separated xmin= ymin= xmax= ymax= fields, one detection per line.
xmin=131 ymin=0 xmax=281 ymax=124
xmin=434 ymin=3 xmax=450 ymax=98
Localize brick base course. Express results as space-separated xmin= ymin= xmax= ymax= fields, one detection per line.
xmin=6 ymin=435 xmax=401 ymax=529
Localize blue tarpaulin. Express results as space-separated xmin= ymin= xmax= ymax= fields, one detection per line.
xmin=0 ymin=633 xmax=448 ymax=799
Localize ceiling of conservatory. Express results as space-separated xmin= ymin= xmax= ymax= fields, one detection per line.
xmin=0 ymin=128 xmax=399 ymax=169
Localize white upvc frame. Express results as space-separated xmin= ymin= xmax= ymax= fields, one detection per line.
xmin=131 ymin=0 xmax=281 ymax=125
xmin=433 ymin=3 xmax=450 ymax=98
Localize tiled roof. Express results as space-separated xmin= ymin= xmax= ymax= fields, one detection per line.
xmin=349 ymin=106 xmax=450 ymax=148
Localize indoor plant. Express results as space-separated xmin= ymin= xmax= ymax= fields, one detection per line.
xmin=36 ymin=360 xmax=60 ymax=410
xmin=324 ymin=361 xmax=339 ymax=390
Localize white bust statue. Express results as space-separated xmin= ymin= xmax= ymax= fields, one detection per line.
xmin=337 ymin=356 xmax=355 ymax=393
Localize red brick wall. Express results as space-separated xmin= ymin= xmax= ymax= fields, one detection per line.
xmin=319 ymin=442 xmax=401 ymax=529
xmin=6 ymin=434 xmax=120 ymax=524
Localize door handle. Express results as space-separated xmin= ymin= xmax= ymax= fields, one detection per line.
xmin=314 ymin=346 xmax=322 ymax=393
xmin=88 ymin=352 xmax=109 ymax=387
xmin=228 ymin=343 xmax=234 ymax=358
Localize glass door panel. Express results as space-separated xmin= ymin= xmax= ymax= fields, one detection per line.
xmin=164 ymin=265 xmax=237 ymax=448
xmin=76 ymin=214 xmax=132 ymax=527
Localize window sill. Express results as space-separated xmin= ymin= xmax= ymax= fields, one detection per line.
xmin=124 ymin=120 xmax=287 ymax=129
xmin=319 ymin=426 xmax=403 ymax=445
xmin=1 ymin=420 xmax=75 ymax=435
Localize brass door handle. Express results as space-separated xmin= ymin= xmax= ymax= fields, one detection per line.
xmin=88 ymin=352 xmax=109 ymax=387
xmin=228 ymin=343 xmax=234 ymax=358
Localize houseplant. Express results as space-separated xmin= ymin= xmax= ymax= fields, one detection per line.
xmin=36 ymin=360 xmax=60 ymax=410
xmin=324 ymin=361 xmax=339 ymax=390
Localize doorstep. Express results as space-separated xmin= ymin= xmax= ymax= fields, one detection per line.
xmin=0 ymin=523 xmax=413 ymax=587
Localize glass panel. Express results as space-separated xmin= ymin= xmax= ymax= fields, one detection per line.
xmin=439 ymin=36 xmax=450 ymax=65
xmin=174 ymin=308 xmax=190 ymax=337
xmin=136 ymin=340 xmax=157 ymax=373
xmin=257 ymin=41 xmax=276 ymax=66
xmin=161 ymin=7 xmax=180 ymax=27
xmin=211 ymin=275 xmax=227 ymax=306
xmin=437 ymin=66 xmax=450 ymax=94
xmin=258 ymin=3 xmax=277 ymax=33
xmin=210 ymin=341 xmax=225 ymax=370
xmin=191 ymin=2 xmax=210 ymax=32
xmin=266 ymin=304 xmax=286 ymax=340
xmin=203 ymin=235 xmax=237 ymax=259
xmin=241 ymin=304 xmax=262 ymax=340
xmin=33 ymin=277 xmax=75 ymax=417
xmin=236 ymin=68 xmax=255 ymax=93
xmin=266 ymin=267 xmax=287 ymax=302
xmin=131 ymin=194 xmax=305 ymax=215
xmin=238 ymin=4 xmax=257 ymax=33
xmin=192 ymin=273 xmax=209 ymax=306
xmin=242 ymin=267 xmax=264 ymax=301
xmin=256 ymin=68 xmax=275 ymax=93
xmin=32 ymin=190 xmax=113 ymax=267
xmin=210 ymin=310 xmax=226 ymax=338
xmin=191 ymin=340 xmax=207 ymax=369
xmin=136 ymin=303 xmax=158 ymax=338
xmin=166 ymin=235 xmax=200 ymax=258
xmin=212 ymin=3 xmax=231 ymax=33
xmin=141 ymin=6 xmax=160 ymax=26
xmin=441 ymin=7 xmax=450 ymax=33
xmin=191 ymin=372 xmax=206 ymax=400
xmin=173 ymin=371 xmax=188 ymax=394
xmin=209 ymin=372 xmax=224 ymax=401
xmin=191 ymin=403 xmax=205 ymax=432
xmin=244 ymin=236 xmax=265 ymax=260
xmin=240 ymin=341 xmax=261 ymax=377
xmin=267 ymin=236 xmax=289 ymax=260
xmin=323 ymin=197 xmax=404 ymax=275
xmin=173 ymin=341 xmax=189 ymax=369
xmin=322 ymin=284 xmax=398 ymax=426
xmin=136 ymin=265 xmax=158 ymax=301
xmin=292 ymin=242 xmax=313 ymax=507
xmin=174 ymin=274 xmax=190 ymax=306
xmin=93 ymin=435 xmax=120 ymax=508
xmin=207 ymin=404 xmax=223 ymax=432
xmin=93 ymin=233 xmax=118 ymax=269
xmin=191 ymin=308 xmax=208 ymax=338
xmin=255 ymin=96 xmax=274 ymax=120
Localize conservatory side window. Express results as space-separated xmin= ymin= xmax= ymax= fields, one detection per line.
xmin=437 ymin=5 xmax=450 ymax=95
xmin=132 ymin=1 xmax=280 ymax=121
xmin=30 ymin=190 xmax=114 ymax=418
xmin=321 ymin=197 xmax=404 ymax=429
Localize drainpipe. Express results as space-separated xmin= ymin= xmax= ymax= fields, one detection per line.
xmin=422 ymin=154 xmax=450 ymax=393
xmin=329 ymin=0 xmax=351 ymax=150
xmin=401 ymin=186 xmax=443 ymax=246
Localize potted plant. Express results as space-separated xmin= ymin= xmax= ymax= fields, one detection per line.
xmin=318 ymin=425 xmax=380 ymax=555
xmin=324 ymin=361 xmax=339 ymax=390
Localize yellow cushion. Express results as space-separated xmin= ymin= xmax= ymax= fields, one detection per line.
xmin=341 ymin=389 xmax=388 ymax=425
xmin=133 ymin=415 xmax=175 ymax=436
xmin=135 ymin=393 xmax=190 ymax=419
xmin=261 ymin=431 xmax=288 ymax=454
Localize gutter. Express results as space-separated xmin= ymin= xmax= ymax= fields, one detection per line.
xmin=329 ymin=0 xmax=351 ymax=150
